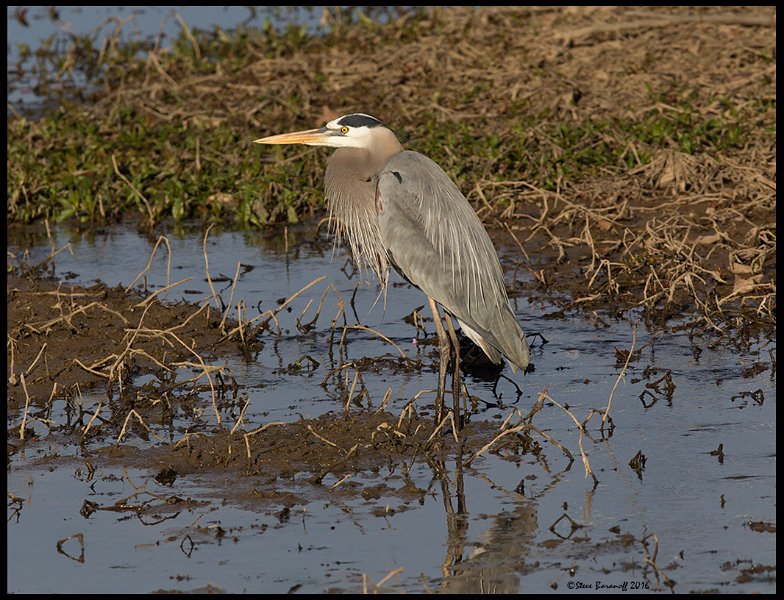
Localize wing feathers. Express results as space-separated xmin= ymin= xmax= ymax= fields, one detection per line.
xmin=378 ymin=151 xmax=529 ymax=369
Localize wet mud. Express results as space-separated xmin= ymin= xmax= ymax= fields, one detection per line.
xmin=7 ymin=222 xmax=776 ymax=593
xmin=7 ymin=273 xmax=246 ymax=412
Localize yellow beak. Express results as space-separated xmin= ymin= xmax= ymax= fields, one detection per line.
xmin=254 ymin=127 xmax=331 ymax=146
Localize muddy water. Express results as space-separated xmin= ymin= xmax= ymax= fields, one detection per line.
xmin=7 ymin=223 xmax=776 ymax=593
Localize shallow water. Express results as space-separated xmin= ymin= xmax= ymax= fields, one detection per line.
xmin=7 ymin=223 xmax=776 ymax=593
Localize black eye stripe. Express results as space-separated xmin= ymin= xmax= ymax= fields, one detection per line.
xmin=337 ymin=114 xmax=383 ymax=128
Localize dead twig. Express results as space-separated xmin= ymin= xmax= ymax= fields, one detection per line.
xmin=112 ymin=154 xmax=156 ymax=226
xmin=605 ymin=321 xmax=638 ymax=425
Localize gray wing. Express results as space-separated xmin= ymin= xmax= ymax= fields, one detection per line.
xmin=376 ymin=150 xmax=530 ymax=370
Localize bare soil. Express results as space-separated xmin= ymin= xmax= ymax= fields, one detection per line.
xmin=7 ymin=272 xmax=244 ymax=411
xmin=6 ymin=260 xmax=551 ymax=477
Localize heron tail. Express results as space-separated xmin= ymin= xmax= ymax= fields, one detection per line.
xmin=494 ymin=305 xmax=530 ymax=372
xmin=457 ymin=310 xmax=529 ymax=372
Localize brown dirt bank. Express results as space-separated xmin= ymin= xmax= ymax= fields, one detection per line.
xmin=7 ymin=272 xmax=250 ymax=412
xmin=6 ymin=264 xmax=562 ymax=494
xmin=98 ymin=410 xmax=541 ymax=509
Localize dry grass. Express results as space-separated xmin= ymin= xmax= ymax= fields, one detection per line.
xmin=8 ymin=7 xmax=775 ymax=333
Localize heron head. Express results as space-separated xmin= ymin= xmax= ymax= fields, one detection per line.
xmin=254 ymin=113 xmax=391 ymax=150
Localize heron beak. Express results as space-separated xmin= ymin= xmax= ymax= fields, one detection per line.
xmin=253 ymin=127 xmax=332 ymax=146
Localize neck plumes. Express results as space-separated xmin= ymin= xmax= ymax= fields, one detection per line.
xmin=324 ymin=130 xmax=402 ymax=287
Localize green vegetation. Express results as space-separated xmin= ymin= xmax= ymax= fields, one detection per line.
xmin=7 ymin=93 xmax=757 ymax=226
xmin=7 ymin=110 xmax=325 ymax=226
xmin=7 ymin=7 xmax=775 ymax=227
xmin=6 ymin=6 xmax=776 ymax=333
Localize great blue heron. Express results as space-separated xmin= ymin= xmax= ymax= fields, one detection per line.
xmin=255 ymin=113 xmax=530 ymax=423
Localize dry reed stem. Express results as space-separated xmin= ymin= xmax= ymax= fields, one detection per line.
xmin=235 ymin=300 xmax=246 ymax=345
xmin=229 ymin=399 xmax=250 ymax=435
xmin=115 ymin=409 xmax=164 ymax=446
xmin=21 ymin=288 xmax=103 ymax=299
xmin=112 ymin=154 xmax=155 ymax=225
xmin=73 ymin=358 xmax=112 ymax=379
xmin=168 ymin=359 xmax=223 ymax=422
xmin=219 ymin=260 xmax=242 ymax=332
xmin=222 ymin=275 xmax=326 ymax=339
xmin=374 ymin=387 xmax=393 ymax=414
xmin=40 ymin=218 xmax=73 ymax=273
xmin=344 ymin=368 xmax=361 ymax=411
xmin=105 ymin=302 xmax=155 ymax=397
xmin=502 ymin=221 xmax=530 ymax=261
xmin=18 ymin=373 xmax=31 ymax=440
xmin=344 ymin=325 xmax=414 ymax=363
xmin=397 ymin=388 xmax=437 ymax=429
xmin=81 ymin=400 xmax=103 ymax=440
xmin=306 ymin=423 xmax=340 ymax=449
xmin=496 ymin=405 xmax=574 ymax=461
xmin=497 ymin=407 xmax=519 ymax=431
xmin=362 ymin=567 xmax=404 ymax=593
xmin=448 ymin=409 xmax=460 ymax=444
xmin=297 ymin=298 xmax=313 ymax=323
xmin=174 ymin=12 xmax=201 ymax=60
xmin=529 ymin=424 xmax=575 ymax=462
xmin=128 ymin=347 xmax=175 ymax=373
xmin=321 ymin=361 xmax=357 ymax=386
xmin=243 ymin=421 xmax=287 ymax=459
xmin=605 ymin=321 xmax=638 ymax=424
xmin=146 ymin=50 xmax=179 ymax=88
xmin=425 ymin=413 xmax=455 ymax=445
xmin=464 ymin=423 xmax=529 ymax=467
xmin=642 ymin=532 xmax=676 ymax=590
xmin=311 ymin=443 xmax=359 ymax=484
xmin=137 ymin=325 xmax=224 ymax=426
xmin=46 ymin=380 xmax=58 ymax=410
xmin=127 ymin=235 xmax=172 ymax=293
xmin=7 ymin=336 xmax=18 ymax=386
xmin=330 ymin=473 xmax=354 ymax=489
xmin=31 ymin=301 xmax=130 ymax=332
xmin=174 ymin=431 xmax=202 ymax=448
xmin=559 ymin=12 xmax=774 ymax=45
xmin=202 ymin=224 xmax=221 ymax=310
xmin=371 ymin=422 xmax=408 ymax=444
xmin=297 ymin=282 xmax=343 ymax=332
xmin=135 ymin=276 xmax=192 ymax=308
xmin=541 ymin=390 xmax=598 ymax=484
xmin=23 ymin=342 xmax=47 ymax=377
xmin=157 ymin=301 xmax=211 ymax=334
xmin=496 ymin=148 xmax=776 ymax=331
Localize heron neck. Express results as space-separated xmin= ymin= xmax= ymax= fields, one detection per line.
xmin=323 ymin=132 xmax=402 ymax=287
xmin=334 ymin=132 xmax=403 ymax=178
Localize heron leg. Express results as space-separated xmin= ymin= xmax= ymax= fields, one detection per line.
xmin=428 ymin=297 xmax=449 ymax=424
xmin=443 ymin=312 xmax=462 ymax=429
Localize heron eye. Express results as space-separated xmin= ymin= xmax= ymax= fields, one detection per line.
xmin=340 ymin=126 xmax=349 ymax=134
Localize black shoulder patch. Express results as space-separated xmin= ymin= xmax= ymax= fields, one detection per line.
xmin=337 ymin=113 xmax=383 ymax=128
